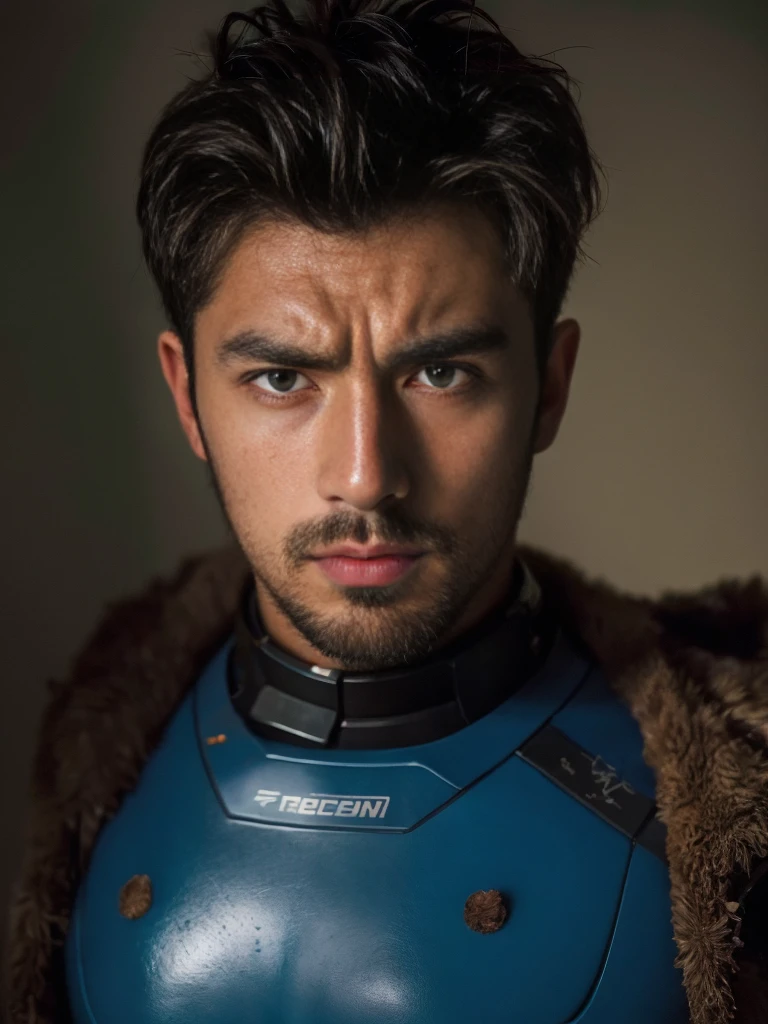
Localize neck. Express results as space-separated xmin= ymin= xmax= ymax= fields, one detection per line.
xmin=229 ymin=558 xmax=553 ymax=750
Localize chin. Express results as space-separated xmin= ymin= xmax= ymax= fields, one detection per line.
xmin=335 ymin=581 xmax=423 ymax=610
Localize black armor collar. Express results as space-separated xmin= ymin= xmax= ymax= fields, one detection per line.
xmin=229 ymin=559 xmax=552 ymax=750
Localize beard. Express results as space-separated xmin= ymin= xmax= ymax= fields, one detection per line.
xmin=201 ymin=429 xmax=537 ymax=673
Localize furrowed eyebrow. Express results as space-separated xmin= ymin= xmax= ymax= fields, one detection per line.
xmin=390 ymin=324 xmax=510 ymax=369
xmin=216 ymin=332 xmax=342 ymax=372
xmin=216 ymin=323 xmax=510 ymax=374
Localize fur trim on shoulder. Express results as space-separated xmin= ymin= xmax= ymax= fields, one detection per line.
xmin=4 ymin=546 xmax=249 ymax=1023
xmin=4 ymin=543 xmax=768 ymax=1024
xmin=523 ymin=546 xmax=768 ymax=1024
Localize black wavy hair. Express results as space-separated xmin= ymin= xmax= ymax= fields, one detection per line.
xmin=137 ymin=0 xmax=602 ymax=382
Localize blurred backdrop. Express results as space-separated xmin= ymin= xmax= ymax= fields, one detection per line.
xmin=1 ymin=0 xmax=766 ymax=967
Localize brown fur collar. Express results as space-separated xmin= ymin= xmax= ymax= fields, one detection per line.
xmin=5 ymin=544 xmax=768 ymax=1024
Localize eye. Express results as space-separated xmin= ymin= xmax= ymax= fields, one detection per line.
xmin=414 ymin=365 xmax=471 ymax=390
xmin=251 ymin=369 xmax=311 ymax=395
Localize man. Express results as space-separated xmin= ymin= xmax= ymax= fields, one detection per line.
xmin=5 ymin=0 xmax=768 ymax=1021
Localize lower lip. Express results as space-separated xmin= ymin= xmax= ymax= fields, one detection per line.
xmin=313 ymin=555 xmax=423 ymax=586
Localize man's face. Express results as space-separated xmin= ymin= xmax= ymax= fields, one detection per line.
xmin=161 ymin=202 xmax=577 ymax=671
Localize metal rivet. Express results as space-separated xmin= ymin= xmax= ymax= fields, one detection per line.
xmin=119 ymin=874 xmax=153 ymax=920
xmin=464 ymin=889 xmax=509 ymax=933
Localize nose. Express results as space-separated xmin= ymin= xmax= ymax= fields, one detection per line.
xmin=315 ymin=375 xmax=410 ymax=511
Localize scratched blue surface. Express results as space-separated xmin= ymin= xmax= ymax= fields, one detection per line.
xmin=66 ymin=631 xmax=687 ymax=1023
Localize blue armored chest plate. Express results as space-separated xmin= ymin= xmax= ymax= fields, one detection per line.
xmin=66 ymin=634 xmax=688 ymax=1023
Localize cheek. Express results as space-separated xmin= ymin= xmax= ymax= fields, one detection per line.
xmin=421 ymin=393 xmax=531 ymax=499
xmin=198 ymin=384 xmax=312 ymax=518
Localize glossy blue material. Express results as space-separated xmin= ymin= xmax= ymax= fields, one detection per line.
xmin=199 ymin=631 xmax=590 ymax=829
xmin=66 ymin=632 xmax=689 ymax=1023
xmin=550 ymin=668 xmax=657 ymax=799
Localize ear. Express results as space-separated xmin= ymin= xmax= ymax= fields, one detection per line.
xmin=532 ymin=318 xmax=580 ymax=454
xmin=157 ymin=330 xmax=207 ymax=461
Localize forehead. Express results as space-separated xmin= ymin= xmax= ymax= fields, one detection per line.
xmin=196 ymin=203 xmax=530 ymax=348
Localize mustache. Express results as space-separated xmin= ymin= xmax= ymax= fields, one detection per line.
xmin=284 ymin=507 xmax=457 ymax=565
